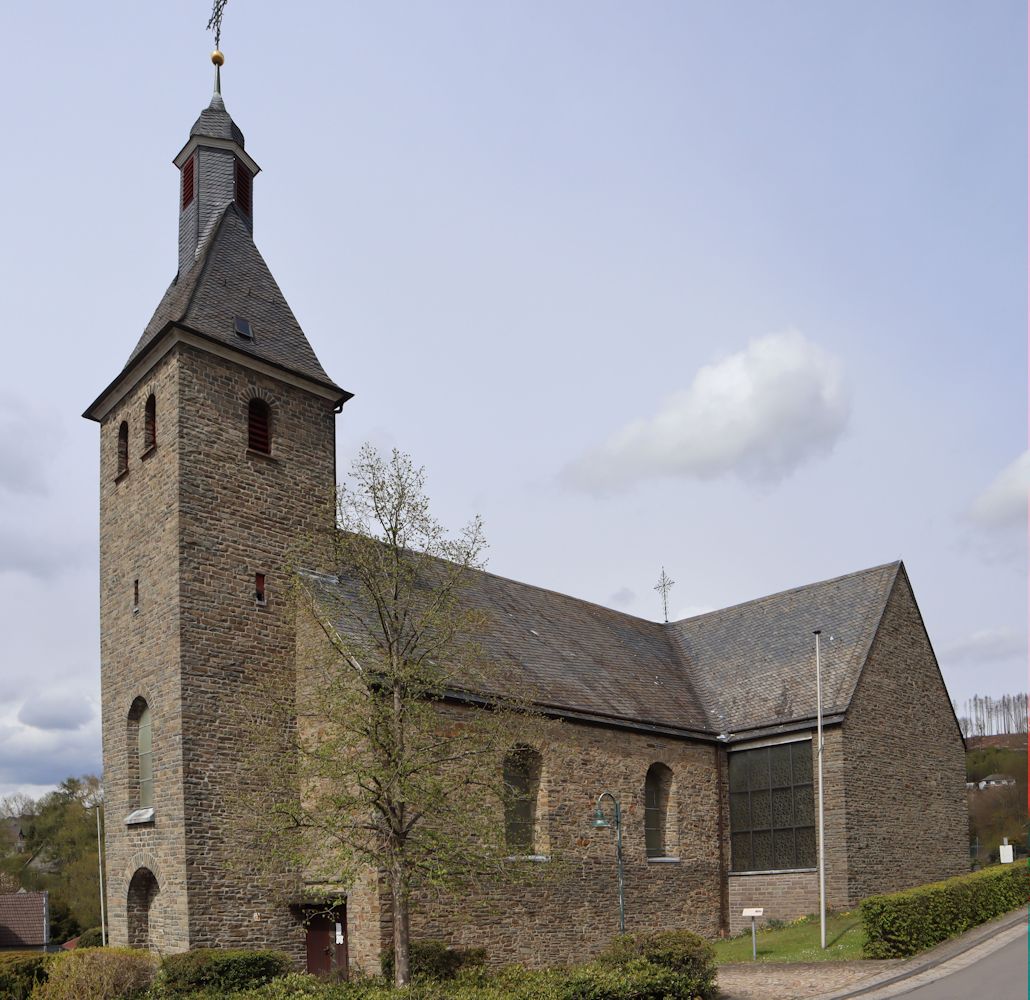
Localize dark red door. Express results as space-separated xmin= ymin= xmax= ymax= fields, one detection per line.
xmin=305 ymin=910 xmax=348 ymax=977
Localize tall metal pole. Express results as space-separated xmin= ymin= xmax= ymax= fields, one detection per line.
xmin=613 ymin=799 xmax=625 ymax=934
xmin=96 ymin=803 xmax=107 ymax=947
xmin=814 ymin=630 xmax=826 ymax=950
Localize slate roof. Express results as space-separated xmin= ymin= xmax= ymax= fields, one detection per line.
xmin=124 ymin=203 xmax=344 ymax=394
xmin=190 ymin=88 xmax=245 ymax=146
xmin=310 ymin=557 xmax=905 ymax=740
xmin=0 ymin=891 xmax=47 ymax=949
xmin=669 ymin=561 xmax=901 ymax=735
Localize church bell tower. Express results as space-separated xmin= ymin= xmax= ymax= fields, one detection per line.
xmin=84 ymin=50 xmax=350 ymax=956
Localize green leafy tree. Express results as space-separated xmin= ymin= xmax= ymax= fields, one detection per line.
xmin=234 ymin=446 xmax=538 ymax=986
xmin=1 ymin=776 xmax=104 ymax=940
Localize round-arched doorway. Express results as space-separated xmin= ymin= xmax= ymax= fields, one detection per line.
xmin=127 ymin=867 xmax=159 ymax=948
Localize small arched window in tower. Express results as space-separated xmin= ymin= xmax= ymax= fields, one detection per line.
xmin=143 ymin=395 xmax=156 ymax=452
xmin=503 ymin=745 xmax=543 ymax=855
xmin=235 ymin=159 xmax=252 ymax=217
xmin=644 ymin=762 xmax=674 ymax=859
xmin=117 ymin=421 xmax=129 ymax=478
xmin=248 ymin=399 xmax=271 ymax=454
xmin=181 ymin=154 xmax=195 ymax=210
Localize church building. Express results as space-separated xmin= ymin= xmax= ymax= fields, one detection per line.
xmin=84 ymin=57 xmax=968 ymax=976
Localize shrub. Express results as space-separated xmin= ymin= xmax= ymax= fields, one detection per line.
xmin=381 ymin=941 xmax=487 ymax=982
xmin=0 ymin=952 xmax=50 ymax=1000
xmin=597 ymin=929 xmax=716 ymax=996
xmin=559 ymin=959 xmax=711 ymax=1000
xmin=159 ymin=948 xmax=293 ymax=994
xmin=861 ymin=863 xmax=1030 ymax=958
xmin=31 ymin=947 xmax=157 ymax=1000
xmin=78 ymin=926 xmax=105 ymax=948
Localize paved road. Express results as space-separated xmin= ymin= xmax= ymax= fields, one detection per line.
xmin=894 ymin=926 xmax=1027 ymax=1000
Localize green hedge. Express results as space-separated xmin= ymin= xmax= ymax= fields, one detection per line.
xmin=381 ymin=941 xmax=487 ymax=982
xmin=32 ymin=947 xmax=158 ymax=1000
xmin=78 ymin=926 xmax=106 ymax=948
xmin=159 ymin=948 xmax=293 ymax=994
xmin=861 ymin=863 xmax=1029 ymax=958
xmin=0 ymin=951 xmax=50 ymax=1000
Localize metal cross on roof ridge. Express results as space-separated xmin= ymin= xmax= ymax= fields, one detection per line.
xmin=654 ymin=567 xmax=675 ymax=623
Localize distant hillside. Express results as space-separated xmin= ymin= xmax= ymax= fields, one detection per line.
xmin=966 ymin=734 xmax=1027 ymax=751
xmin=966 ymin=741 xmax=1027 ymax=863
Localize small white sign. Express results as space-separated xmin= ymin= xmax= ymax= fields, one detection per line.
xmin=335 ymin=922 xmax=344 ymax=945
xmin=1000 ymin=844 xmax=1014 ymax=864
xmin=742 ymin=907 xmax=764 ymax=917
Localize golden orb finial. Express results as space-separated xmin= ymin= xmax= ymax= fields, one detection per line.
xmin=211 ymin=49 xmax=225 ymax=66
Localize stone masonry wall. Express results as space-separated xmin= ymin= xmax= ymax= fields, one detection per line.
xmin=727 ymin=872 xmax=818 ymax=936
xmin=175 ymin=345 xmax=337 ymax=961
xmin=841 ymin=571 xmax=968 ymax=904
xmin=100 ymin=351 xmax=190 ymax=952
xmin=396 ymin=713 xmax=722 ymax=970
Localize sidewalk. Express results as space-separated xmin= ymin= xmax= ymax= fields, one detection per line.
xmin=716 ymin=906 xmax=1026 ymax=1000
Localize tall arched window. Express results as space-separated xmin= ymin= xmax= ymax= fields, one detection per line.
xmin=144 ymin=395 xmax=156 ymax=451
xmin=644 ymin=762 xmax=674 ymax=859
xmin=503 ymin=746 xmax=543 ymax=855
xmin=117 ymin=421 xmax=129 ymax=477
xmin=248 ymin=398 xmax=271 ymax=453
xmin=129 ymin=698 xmax=154 ymax=810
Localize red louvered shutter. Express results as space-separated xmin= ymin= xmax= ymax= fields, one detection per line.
xmin=235 ymin=159 xmax=252 ymax=216
xmin=248 ymin=399 xmax=270 ymax=453
xmin=181 ymin=155 xmax=195 ymax=209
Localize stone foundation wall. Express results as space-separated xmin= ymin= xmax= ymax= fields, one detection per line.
xmin=727 ymin=871 xmax=819 ymax=935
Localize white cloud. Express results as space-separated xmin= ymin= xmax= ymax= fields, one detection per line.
xmin=969 ymin=451 xmax=1029 ymax=529
xmin=18 ymin=692 xmax=95 ymax=732
xmin=942 ymin=628 xmax=1025 ymax=666
xmin=564 ymin=330 xmax=849 ymax=491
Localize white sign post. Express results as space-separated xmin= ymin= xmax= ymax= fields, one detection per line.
xmin=742 ymin=908 xmax=764 ymax=961
xmin=1000 ymin=838 xmax=1014 ymax=864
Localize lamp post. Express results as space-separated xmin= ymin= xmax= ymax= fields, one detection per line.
xmin=592 ymin=791 xmax=625 ymax=933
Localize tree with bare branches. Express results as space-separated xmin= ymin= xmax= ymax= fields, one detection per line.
xmin=234 ymin=446 xmax=538 ymax=986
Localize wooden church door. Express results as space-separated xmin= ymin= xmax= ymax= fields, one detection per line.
xmin=304 ymin=908 xmax=348 ymax=977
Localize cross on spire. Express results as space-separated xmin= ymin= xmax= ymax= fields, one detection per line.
xmin=654 ymin=568 xmax=675 ymax=623
xmin=207 ymin=0 xmax=229 ymax=51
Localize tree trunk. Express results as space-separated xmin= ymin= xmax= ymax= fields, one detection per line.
xmin=392 ymin=860 xmax=411 ymax=987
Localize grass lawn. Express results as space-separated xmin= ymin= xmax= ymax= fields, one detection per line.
xmin=712 ymin=912 xmax=867 ymax=964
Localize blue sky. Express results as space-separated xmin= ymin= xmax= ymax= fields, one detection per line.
xmin=0 ymin=1 xmax=1025 ymax=798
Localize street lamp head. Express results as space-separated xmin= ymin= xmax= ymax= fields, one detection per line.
xmin=592 ymin=807 xmax=610 ymax=829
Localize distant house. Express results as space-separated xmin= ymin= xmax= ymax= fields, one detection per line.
xmin=0 ymin=890 xmax=50 ymax=952
xmin=974 ymin=773 xmax=1017 ymax=791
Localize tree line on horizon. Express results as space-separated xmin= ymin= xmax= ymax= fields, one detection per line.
xmin=953 ymin=693 xmax=1028 ymax=738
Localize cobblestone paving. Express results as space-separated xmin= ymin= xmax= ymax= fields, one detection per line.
xmin=717 ymin=960 xmax=900 ymax=1000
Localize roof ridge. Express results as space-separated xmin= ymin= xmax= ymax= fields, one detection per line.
xmin=670 ymin=560 xmax=903 ymax=626
xmin=176 ymin=202 xmax=237 ymax=329
xmin=826 ymin=561 xmax=902 ymax=708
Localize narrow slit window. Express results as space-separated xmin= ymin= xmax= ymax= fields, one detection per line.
xmin=248 ymin=399 xmax=271 ymax=453
xmin=117 ymin=421 xmax=129 ymax=477
xmin=144 ymin=395 xmax=156 ymax=451
xmin=133 ymin=579 xmax=140 ymax=613
xmin=181 ymin=154 xmax=195 ymax=209
xmin=255 ymin=573 xmax=267 ymax=605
